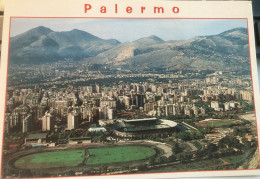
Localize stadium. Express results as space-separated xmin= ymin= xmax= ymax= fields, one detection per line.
xmin=7 ymin=141 xmax=171 ymax=177
xmin=113 ymin=118 xmax=178 ymax=137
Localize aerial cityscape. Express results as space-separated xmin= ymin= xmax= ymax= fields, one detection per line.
xmin=1 ymin=19 xmax=259 ymax=178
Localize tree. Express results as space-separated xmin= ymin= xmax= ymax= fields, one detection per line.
xmin=138 ymin=165 xmax=148 ymax=171
xmin=243 ymin=141 xmax=252 ymax=150
xmin=169 ymin=154 xmax=177 ymax=162
xmin=190 ymin=130 xmax=204 ymax=140
xmin=172 ymin=142 xmax=181 ymax=154
xmin=218 ymin=136 xmax=241 ymax=149
xmin=99 ymin=133 xmax=106 ymax=143
xmin=195 ymin=149 xmax=205 ymax=159
xmin=179 ymin=132 xmax=191 ymax=141
xmin=205 ymin=143 xmax=218 ymax=158
xmin=233 ymin=126 xmax=249 ymax=137
xmin=149 ymin=157 xmax=156 ymax=165
xmin=178 ymin=153 xmax=193 ymax=163
xmin=101 ymin=165 xmax=108 ymax=173
xmin=68 ymin=170 xmax=75 ymax=176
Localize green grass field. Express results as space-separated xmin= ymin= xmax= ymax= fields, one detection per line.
xmin=198 ymin=120 xmax=236 ymax=128
xmin=86 ymin=146 xmax=156 ymax=165
xmin=222 ymin=153 xmax=250 ymax=167
xmin=222 ymin=155 xmax=244 ymax=164
xmin=14 ymin=150 xmax=84 ymax=169
xmin=208 ymin=121 xmax=235 ymax=127
xmin=146 ymin=158 xmax=224 ymax=173
xmin=14 ymin=145 xmax=156 ymax=169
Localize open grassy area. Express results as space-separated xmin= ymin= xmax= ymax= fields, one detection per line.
xmin=86 ymin=145 xmax=156 ymax=165
xmin=222 ymin=155 xmax=244 ymax=164
xmin=14 ymin=150 xmax=84 ymax=169
xmin=222 ymin=148 xmax=256 ymax=168
xmin=197 ymin=120 xmax=237 ymax=128
xmin=208 ymin=121 xmax=235 ymax=127
xmin=146 ymin=158 xmax=224 ymax=173
xmin=14 ymin=145 xmax=156 ymax=169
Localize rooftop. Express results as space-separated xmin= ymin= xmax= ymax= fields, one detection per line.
xmin=26 ymin=133 xmax=48 ymax=140
xmin=124 ymin=118 xmax=157 ymax=123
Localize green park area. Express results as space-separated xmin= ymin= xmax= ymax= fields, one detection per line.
xmin=86 ymin=145 xmax=156 ymax=165
xmin=14 ymin=150 xmax=84 ymax=169
xmin=197 ymin=120 xmax=237 ymax=128
xmin=14 ymin=145 xmax=156 ymax=169
xmin=146 ymin=158 xmax=225 ymax=173
xmin=207 ymin=120 xmax=236 ymax=127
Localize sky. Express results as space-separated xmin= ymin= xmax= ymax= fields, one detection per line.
xmin=10 ymin=18 xmax=247 ymax=42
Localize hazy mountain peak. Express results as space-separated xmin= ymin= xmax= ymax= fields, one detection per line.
xmin=69 ymin=29 xmax=91 ymax=35
xmin=51 ymin=29 xmax=101 ymax=42
xmin=71 ymin=29 xmax=82 ymax=32
xmin=148 ymin=35 xmax=164 ymax=41
xmin=135 ymin=35 xmax=164 ymax=44
xmin=9 ymin=26 xmax=120 ymax=64
xmin=220 ymin=27 xmax=247 ymax=36
xmin=26 ymin=26 xmax=53 ymax=35
xmin=10 ymin=26 xmax=54 ymax=52
xmin=9 ymin=26 xmax=249 ymax=70
xmin=106 ymin=39 xmax=121 ymax=45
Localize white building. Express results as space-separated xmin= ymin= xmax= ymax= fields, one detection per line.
xmin=88 ymin=127 xmax=106 ymax=132
xmin=22 ymin=114 xmax=32 ymax=133
xmin=67 ymin=112 xmax=78 ymax=130
xmin=42 ymin=112 xmax=54 ymax=131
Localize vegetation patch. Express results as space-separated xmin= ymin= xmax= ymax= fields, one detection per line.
xmin=86 ymin=145 xmax=156 ymax=165
xmin=222 ymin=155 xmax=244 ymax=165
xmin=196 ymin=120 xmax=238 ymax=128
xmin=191 ymin=141 xmax=202 ymax=150
xmin=14 ymin=150 xmax=84 ymax=169
xmin=145 ymin=158 xmax=224 ymax=173
xmin=13 ymin=145 xmax=157 ymax=170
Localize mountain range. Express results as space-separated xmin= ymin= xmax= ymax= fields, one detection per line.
xmin=9 ymin=26 xmax=250 ymax=71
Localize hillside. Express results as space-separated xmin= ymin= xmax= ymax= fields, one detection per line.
xmin=9 ymin=26 xmax=249 ymax=71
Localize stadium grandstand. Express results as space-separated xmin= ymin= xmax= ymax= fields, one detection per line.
xmin=113 ymin=118 xmax=178 ymax=137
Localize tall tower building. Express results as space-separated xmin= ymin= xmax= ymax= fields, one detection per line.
xmin=22 ymin=114 xmax=32 ymax=133
xmin=135 ymin=94 xmax=144 ymax=108
xmin=67 ymin=112 xmax=78 ymax=130
xmin=124 ymin=96 xmax=130 ymax=109
xmin=42 ymin=112 xmax=54 ymax=131
xmin=95 ymin=84 xmax=100 ymax=93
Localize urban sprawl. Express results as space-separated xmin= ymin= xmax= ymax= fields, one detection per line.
xmin=2 ymin=62 xmax=258 ymax=177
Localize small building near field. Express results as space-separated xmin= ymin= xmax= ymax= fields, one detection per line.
xmin=68 ymin=137 xmax=91 ymax=144
xmin=25 ymin=133 xmax=48 ymax=144
xmin=88 ymin=127 xmax=107 ymax=132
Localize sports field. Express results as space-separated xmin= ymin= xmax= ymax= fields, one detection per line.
xmin=14 ymin=150 xmax=84 ymax=169
xmin=196 ymin=120 xmax=239 ymax=128
xmin=86 ymin=145 xmax=156 ymax=165
xmin=14 ymin=145 xmax=156 ymax=169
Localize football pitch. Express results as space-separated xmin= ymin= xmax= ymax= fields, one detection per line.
xmin=14 ymin=145 xmax=156 ymax=169
xmin=14 ymin=150 xmax=84 ymax=169
xmin=86 ymin=145 xmax=156 ymax=165
xmin=207 ymin=120 xmax=236 ymax=127
xmin=197 ymin=120 xmax=238 ymax=128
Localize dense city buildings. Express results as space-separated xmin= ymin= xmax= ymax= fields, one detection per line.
xmin=3 ymin=64 xmax=257 ymax=178
xmin=2 ymin=25 xmax=258 ymax=178
xmin=4 ymin=64 xmax=254 ymax=135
